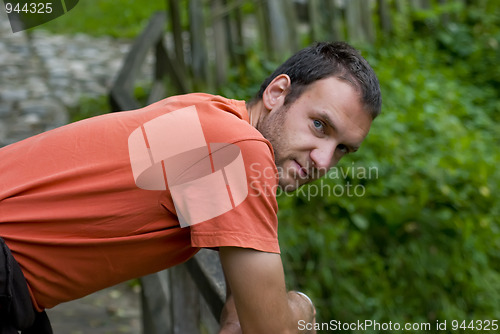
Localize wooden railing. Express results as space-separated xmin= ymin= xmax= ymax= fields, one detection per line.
xmin=109 ymin=0 xmax=464 ymax=104
xmin=141 ymin=249 xmax=226 ymax=334
xmin=109 ymin=11 xmax=187 ymax=112
xmin=109 ymin=12 xmax=226 ymax=333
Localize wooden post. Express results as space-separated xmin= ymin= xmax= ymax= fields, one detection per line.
xmin=167 ymin=0 xmax=186 ymax=78
xmin=141 ymin=270 xmax=173 ymax=334
xmin=140 ymin=249 xmax=226 ymax=334
xmin=189 ymin=0 xmax=209 ymax=90
xmin=185 ymin=249 xmax=226 ymax=320
xmin=109 ymin=12 xmax=167 ymax=112
xmin=330 ymin=0 xmax=345 ymax=42
xmin=233 ymin=0 xmax=246 ymax=71
xmin=267 ymin=0 xmax=290 ymax=58
xmin=170 ymin=265 xmax=201 ymax=334
xmin=308 ymin=0 xmax=322 ymax=42
xmin=146 ymin=39 xmax=168 ymax=105
xmin=222 ymin=0 xmax=238 ymax=68
xmin=283 ymin=0 xmax=299 ymax=51
xmin=345 ymin=0 xmax=367 ymax=43
xmin=360 ymin=0 xmax=376 ymax=44
xmin=157 ymin=37 xmax=189 ymax=95
xmin=212 ymin=0 xmax=229 ymax=88
xmin=377 ymin=0 xmax=393 ymax=35
xmin=256 ymin=0 xmax=273 ymax=60
xmin=261 ymin=0 xmax=296 ymax=60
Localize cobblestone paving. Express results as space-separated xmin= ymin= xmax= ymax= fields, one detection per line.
xmin=0 ymin=9 xmax=129 ymax=147
xmin=1 ymin=10 xmax=142 ymax=334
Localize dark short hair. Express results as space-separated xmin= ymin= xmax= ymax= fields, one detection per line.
xmin=251 ymin=42 xmax=382 ymax=119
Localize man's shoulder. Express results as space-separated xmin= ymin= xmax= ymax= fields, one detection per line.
xmin=143 ymin=93 xmax=273 ymax=159
xmin=175 ymin=94 xmax=269 ymax=148
xmin=158 ymin=93 xmax=245 ymax=117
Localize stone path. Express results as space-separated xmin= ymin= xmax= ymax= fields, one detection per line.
xmin=47 ymin=283 xmax=142 ymax=334
xmin=1 ymin=9 xmax=143 ymax=334
xmin=0 ymin=9 xmax=131 ymax=146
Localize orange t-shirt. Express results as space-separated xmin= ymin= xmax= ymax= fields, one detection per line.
xmin=0 ymin=93 xmax=279 ymax=311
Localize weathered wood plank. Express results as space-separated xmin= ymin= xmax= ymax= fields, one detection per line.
xmin=167 ymin=0 xmax=186 ymax=73
xmin=265 ymin=0 xmax=295 ymax=59
xmin=157 ymin=37 xmax=189 ymax=95
xmin=378 ymin=0 xmax=393 ymax=35
xmin=185 ymin=249 xmax=226 ymax=320
xmin=308 ymin=0 xmax=323 ymax=41
xmin=141 ymin=270 xmax=172 ymax=334
xmin=109 ymin=12 xmax=166 ymax=111
xmin=360 ymin=0 xmax=376 ymax=44
xmin=212 ymin=0 xmax=229 ymax=87
xmin=345 ymin=0 xmax=367 ymax=43
xmin=189 ymin=0 xmax=209 ymax=90
xmin=170 ymin=265 xmax=201 ymax=334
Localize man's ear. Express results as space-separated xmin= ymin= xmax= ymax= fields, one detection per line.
xmin=262 ymin=74 xmax=291 ymax=111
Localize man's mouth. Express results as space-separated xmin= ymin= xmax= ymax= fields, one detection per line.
xmin=293 ymin=160 xmax=309 ymax=179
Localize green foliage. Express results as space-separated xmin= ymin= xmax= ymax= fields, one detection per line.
xmin=277 ymin=5 xmax=500 ymax=333
xmin=68 ymin=80 xmax=150 ymax=122
xmin=34 ymin=0 xmax=165 ymax=37
xmin=67 ymin=94 xmax=109 ymax=123
xmin=218 ymin=51 xmax=279 ymax=101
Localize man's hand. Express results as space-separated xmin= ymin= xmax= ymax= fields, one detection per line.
xmin=287 ymin=291 xmax=317 ymax=334
xmin=219 ymin=293 xmax=241 ymax=334
xmin=218 ymin=292 xmax=316 ymax=334
xmin=219 ymin=247 xmax=316 ymax=333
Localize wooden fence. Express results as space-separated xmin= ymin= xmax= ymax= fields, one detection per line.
xmin=108 ymin=0 xmax=479 ymax=332
xmin=110 ymin=0 xmax=474 ymax=109
xmin=141 ymin=249 xmax=226 ymax=334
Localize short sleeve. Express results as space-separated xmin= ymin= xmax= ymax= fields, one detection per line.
xmin=189 ymin=139 xmax=280 ymax=253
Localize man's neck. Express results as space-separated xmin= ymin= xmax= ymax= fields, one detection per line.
xmin=246 ymin=100 xmax=265 ymax=129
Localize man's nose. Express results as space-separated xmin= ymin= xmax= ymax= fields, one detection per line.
xmin=310 ymin=143 xmax=337 ymax=171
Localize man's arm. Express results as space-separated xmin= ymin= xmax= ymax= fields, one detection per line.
xmin=218 ymin=246 xmax=316 ymax=334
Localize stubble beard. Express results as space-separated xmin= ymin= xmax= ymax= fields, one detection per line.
xmin=256 ymin=105 xmax=300 ymax=192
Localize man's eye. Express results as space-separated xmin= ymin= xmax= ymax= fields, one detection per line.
xmin=337 ymin=144 xmax=348 ymax=154
xmin=313 ymin=120 xmax=324 ymax=132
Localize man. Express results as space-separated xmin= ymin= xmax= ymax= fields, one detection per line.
xmin=0 ymin=41 xmax=381 ymax=333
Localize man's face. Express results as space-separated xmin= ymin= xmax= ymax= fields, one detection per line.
xmin=258 ymin=76 xmax=373 ymax=192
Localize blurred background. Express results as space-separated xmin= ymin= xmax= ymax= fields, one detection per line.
xmin=1 ymin=0 xmax=499 ymax=333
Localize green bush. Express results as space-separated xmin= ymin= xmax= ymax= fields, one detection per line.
xmin=278 ymin=9 xmax=500 ymax=333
